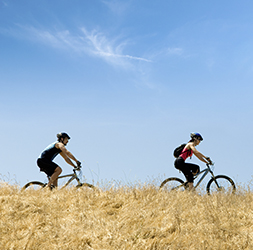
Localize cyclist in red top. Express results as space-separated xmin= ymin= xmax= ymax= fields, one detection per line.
xmin=37 ymin=132 xmax=81 ymax=188
xmin=174 ymin=133 xmax=212 ymax=190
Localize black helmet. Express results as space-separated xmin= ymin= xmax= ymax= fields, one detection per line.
xmin=190 ymin=132 xmax=203 ymax=141
xmin=57 ymin=132 xmax=70 ymax=140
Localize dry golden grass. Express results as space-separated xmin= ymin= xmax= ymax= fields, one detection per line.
xmin=1 ymin=181 xmax=253 ymax=250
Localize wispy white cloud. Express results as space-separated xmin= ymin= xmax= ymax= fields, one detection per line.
xmin=18 ymin=26 xmax=83 ymax=51
xmin=143 ymin=46 xmax=185 ymax=63
xmin=13 ymin=25 xmax=151 ymax=69
xmin=101 ymin=0 xmax=131 ymax=15
xmin=80 ymin=28 xmax=152 ymax=65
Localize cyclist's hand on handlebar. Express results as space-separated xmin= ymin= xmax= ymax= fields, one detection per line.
xmin=74 ymin=166 xmax=81 ymax=171
xmin=75 ymin=161 xmax=82 ymax=171
xmin=206 ymin=157 xmax=213 ymax=165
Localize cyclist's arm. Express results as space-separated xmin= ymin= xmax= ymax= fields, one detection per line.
xmin=189 ymin=144 xmax=209 ymax=164
xmin=60 ymin=151 xmax=76 ymax=168
xmin=65 ymin=150 xmax=78 ymax=163
xmin=57 ymin=143 xmax=78 ymax=168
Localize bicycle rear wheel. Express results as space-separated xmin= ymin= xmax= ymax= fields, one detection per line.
xmin=22 ymin=181 xmax=46 ymax=191
xmin=206 ymin=175 xmax=236 ymax=195
xmin=160 ymin=177 xmax=185 ymax=192
xmin=76 ymin=183 xmax=95 ymax=190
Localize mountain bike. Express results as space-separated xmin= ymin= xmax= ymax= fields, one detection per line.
xmin=22 ymin=168 xmax=95 ymax=190
xmin=160 ymin=163 xmax=236 ymax=195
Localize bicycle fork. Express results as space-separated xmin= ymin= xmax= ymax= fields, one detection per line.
xmin=208 ymin=170 xmax=222 ymax=190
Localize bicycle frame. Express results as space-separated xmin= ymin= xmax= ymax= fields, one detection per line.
xmin=177 ymin=164 xmax=218 ymax=189
xmin=47 ymin=170 xmax=82 ymax=188
xmin=192 ymin=164 xmax=215 ymax=189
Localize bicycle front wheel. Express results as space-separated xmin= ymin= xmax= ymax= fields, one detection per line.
xmin=22 ymin=181 xmax=46 ymax=191
xmin=160 ymin=177 xmax=185 ymax=192
xmin=206 ymin=175 xmax=236 ymax=195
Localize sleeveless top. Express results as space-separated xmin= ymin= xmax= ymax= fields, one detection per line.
xmin=179 ymin=147 xmax=193 ymax=161
xmin=40 ymin=142 xmax=62 ymax=161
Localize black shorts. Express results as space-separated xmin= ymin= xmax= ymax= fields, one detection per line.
xmin=174 ymin=157 xmax=200 ymax=183
xmin=37 ymin=158 xmax=59 ymax=177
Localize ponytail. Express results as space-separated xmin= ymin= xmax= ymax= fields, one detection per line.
xmin=57 ymin=133 xmax=62 ymax=142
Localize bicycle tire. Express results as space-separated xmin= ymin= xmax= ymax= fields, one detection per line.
xmin=206 ymin=175 xmax=236 ymax=195
xmin=22 ymin=181 xmax=46 ymax=190
xmin=160 ymin=177 xmax=185 ymax=192
xmin=76 ymin=183 xmax=95 ymax=190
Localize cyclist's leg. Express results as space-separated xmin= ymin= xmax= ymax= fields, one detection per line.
xmin=188 ymin=163 xmax=200 ymax=176
xmin=175 ymin=158 xmax=193 ymax=186
xmin=184 ymin=163 xmax=199 ymax=190
xmin=182 ymin=168 xmax=194 ymax=190
xmin=175 ymin=158 xmax=197 ymax=190
xmin=37 ymin=159 xmax=61 ymax=187
xmin=49 ymin=166 xmax=62 ymax=187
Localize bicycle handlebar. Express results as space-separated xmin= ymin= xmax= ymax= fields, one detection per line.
xmin=74 ymin=166 xmax=82 ymax=171
xmin=206 ymin=161 xmax=214 ymax=167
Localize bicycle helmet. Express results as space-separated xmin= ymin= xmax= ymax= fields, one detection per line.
xmin=57 ymin=132 xmax=71 ymax=140
xmin=190 ymin=132 xmax=203 ymax=141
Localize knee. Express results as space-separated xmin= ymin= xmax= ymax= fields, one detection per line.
xmin=55 ymin=166 xmax=62 ymax=175
xmin=194 ymin=166 xmax=200 ymax=173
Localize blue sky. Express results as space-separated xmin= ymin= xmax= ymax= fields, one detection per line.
xmin=1 ymin=0 xmax=253 ymax=188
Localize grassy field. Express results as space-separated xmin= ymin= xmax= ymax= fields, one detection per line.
xmin=0 ymin=182 xmax=253 ymax=250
